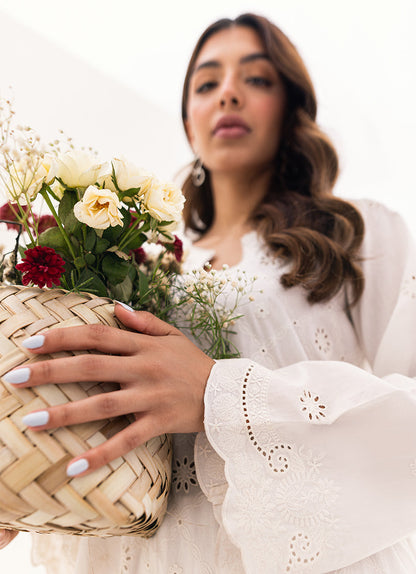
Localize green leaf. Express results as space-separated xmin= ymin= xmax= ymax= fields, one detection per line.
xmin=120 ymin=207 xmax=131 ymax=230
xmin=58 ymin=189 xmax=81 ymax=235
xmin=120 ymin=186 xmax=142 ymax=199
xmin=95 ymin=237 xmax=110 ymax=254
xmin=102 ymin=253 xmax=130 ymax=284
xmin=77 ymin=268 xmax=108 ymax=297
xmin=137 ymin=268 xmax=151 ymax=304
xmin=38 ymin=227 xmax=70 ymax=257
xmin=110 ymin=275 xmax=133 ymax=303
xmin=120 ymin=231 xmax=146 ymax=252
xmin=85 ymin=252 xmax=96 ymax=265
xmin=73 ymin=256 xmax=86 ymax=269
xmin=84 ymin=228 xmax=97 ymax=251
xmin=102 ymin=224 xmax=124 ymax=244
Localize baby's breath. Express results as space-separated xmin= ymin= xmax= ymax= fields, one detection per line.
xmin=171 ymin=264 xmax=256 ymax=359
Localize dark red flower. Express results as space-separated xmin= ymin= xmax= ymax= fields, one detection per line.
xmin=173 ymin=236 xmax=183 ymax=262
xmin=0 ymin=203 xmax=29 ymax=231
xmin=158 ymin=235 xmax=183 ymax=262
xmin=16 ymin=246 xmax=65 ymax=288
xmin=35 ymin=215 xmax=58 ymax=234
xmin=132 ymin=247 xmax=147 ymax=265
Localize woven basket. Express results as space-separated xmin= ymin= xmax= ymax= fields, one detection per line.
xmin=0 ymin=285 xmax=172 ymax=537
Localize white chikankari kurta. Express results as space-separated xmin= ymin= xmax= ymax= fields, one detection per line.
xmin=32 ymin=199 xmax=416 ymax=573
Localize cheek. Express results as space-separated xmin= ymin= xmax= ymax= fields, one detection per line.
xmin=259 ymin=97 xmax=285 ymax=138
xmin=254 ymin=98 xmax=286 ymax=159
xmin=187 ymin=101 xmax=211 ymax=149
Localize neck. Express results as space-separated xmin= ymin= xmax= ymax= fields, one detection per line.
xmin=207 ymin=168 xmax=272 ymax=237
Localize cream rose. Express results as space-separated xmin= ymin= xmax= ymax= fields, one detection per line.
xmin=50 ymin=150 xmax=105 ymax=189
xmin=0 ymin=159 xmax=50 ymax=204
xmin=142 ymin=179 xmax=185 ymax=223
xmin=49 ymin=179 xmax=65 ymax=200
xmin=99 ymin=158 xmax=155 ymax=199
xmin=73 ymin=185 xmax=123 ymax=230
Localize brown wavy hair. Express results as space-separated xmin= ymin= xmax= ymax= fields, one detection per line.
xmin=181 ymin=13 xmax=364 ymax=304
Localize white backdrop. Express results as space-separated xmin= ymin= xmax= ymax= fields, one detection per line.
xmin=0 ymin=0 xmax=415 ymax=571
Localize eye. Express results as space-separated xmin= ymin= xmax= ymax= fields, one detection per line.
xmin=195 ymin=81 xmax=218 ymax=94
xmin=246 ymin=76 xmax=273 ymax=88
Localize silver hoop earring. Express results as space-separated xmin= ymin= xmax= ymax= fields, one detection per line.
xmin=191 ymin=157 xmax=206 ymax=187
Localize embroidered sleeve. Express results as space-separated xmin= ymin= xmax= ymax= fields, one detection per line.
xmin=196 ymin=201 xmax=416 ymax=573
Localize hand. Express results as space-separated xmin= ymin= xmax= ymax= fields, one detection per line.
xmin=4 ymin=304 xmax=215 ymax=477
xmin=0 ymin=529 xmax=18 ymax=549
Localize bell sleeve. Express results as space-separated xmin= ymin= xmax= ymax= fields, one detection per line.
xmin=195 ymin=200 xmax=416 ymax=573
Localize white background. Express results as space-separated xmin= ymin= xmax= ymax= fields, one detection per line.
xmin=0 ymin=0 xmax=415 ymax=571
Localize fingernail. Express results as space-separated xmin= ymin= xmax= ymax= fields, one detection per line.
xmin=115 ymin=301 xmax=134 ymax=312
xmin=67 ymin=458 xmax=89 ymax=477
xmin=22 ymin=335 xmax=45 ymax=349
xmin=22 ymin=410 xmax=49 ymax=427
xmin=2 ymin=367 xmax=30 ymax=385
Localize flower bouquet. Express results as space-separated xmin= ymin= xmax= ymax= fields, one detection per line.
xmin=0 ymin=98 xmax=187 ymax=537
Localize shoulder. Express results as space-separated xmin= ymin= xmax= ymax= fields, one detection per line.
xmin=350 ymin=197 xmax=403 ymax=223
xmin=349 ymin=198 xmax=412 ymax=250
xmin=348 ymin=199 xmax=415 ymax=283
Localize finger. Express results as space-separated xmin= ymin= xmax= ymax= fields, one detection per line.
xmin=20 ymin=323 xmax=140 ymax=356
xmin=22 ymin=389 xmax=152 ymax=430
xmin=2 ymin=354 xmax=142 ymax=388
xmin=115 ymin=304 xmax=178 ymax=337
xmin=65 ymin=415 xmax=158 ymax=477
xmin=0 ymin=529 xmax=18 ymax=550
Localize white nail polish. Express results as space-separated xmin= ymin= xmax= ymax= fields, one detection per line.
xmin=2 ymin=367 xmax=30 ymax=385
xmin=115 ymin=300 xmax=134 ymax=312
xmin=22 ymin=335 xmax=45 ymax=349
xmin=22 ymin=410 xmax=49 ymax=427
xmin=67 ymin=458 xmax=89 ymax=477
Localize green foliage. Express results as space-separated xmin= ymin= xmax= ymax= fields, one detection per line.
xmin=102 ymin=253 xmax=130 ymax=285
xmin=38 ymin=227 xmax=71 ymax=257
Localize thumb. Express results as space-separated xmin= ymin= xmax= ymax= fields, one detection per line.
xmin=114 ymin=302 xmax=176 ymax=337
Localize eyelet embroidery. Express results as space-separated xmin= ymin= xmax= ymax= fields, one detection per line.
xmin=314 ymin=327 xmax=331 ymax=354
xmin=268 ymin=445 xmax=292 ymax=473
xmin=300 ymin=390 xmax=327 ymax=422
xmin=286 ymin=533 xmax=320 ymax=572
xmin=172 ymin=456 xmax=197 ymax=492
xmin=402 ymin=274 xmax=416 ymax=298
xmin=242 ymin=363 xmax=292 ymax=474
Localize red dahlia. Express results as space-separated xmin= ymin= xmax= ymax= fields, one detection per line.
xmin=16 ymin=246 xmax=65 ymax=288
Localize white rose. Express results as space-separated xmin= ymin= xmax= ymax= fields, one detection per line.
xmin=98 ymin=157 xmax=155 ymax=200
xmin=0 ymin=159 xmax=49 ymax=204
xmin=42 ymin=153 xmax=57 ymax=185
xmin=73 ymin=185 xmax=123 ymax=230
xmin=51 ymin=150 xmax=105 ymax=189
xmin=49 ymin=179 xmax=65 ymax=200
xmin=143 ymin=179 xmax=185 ymax=223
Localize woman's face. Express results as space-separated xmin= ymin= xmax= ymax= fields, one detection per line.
xmin=185 ymin=26 xmax=286 ymax=177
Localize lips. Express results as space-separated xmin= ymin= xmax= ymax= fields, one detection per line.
xmin=213 ymin=115 xmax=251 ymax=138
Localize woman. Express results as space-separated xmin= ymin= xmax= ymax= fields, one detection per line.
xmin=2 ymin=13 xmax=416 ymax=573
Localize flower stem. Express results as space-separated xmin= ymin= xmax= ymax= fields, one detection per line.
xmin=40 ymin=187 xmax=77 ymax=259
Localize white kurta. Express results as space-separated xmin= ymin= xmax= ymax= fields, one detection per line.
xmin=32 ymin=199 xmax=416 ymax=573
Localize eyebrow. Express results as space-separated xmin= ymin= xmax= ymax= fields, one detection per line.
xmin=193 ymin=52 xmax=271 ymax=74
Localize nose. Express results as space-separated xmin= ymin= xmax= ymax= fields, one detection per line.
xmin=219 ymin=74 xmax=242 ymax=109
xmin=220 ymin=95 xmax=240 ymax=107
